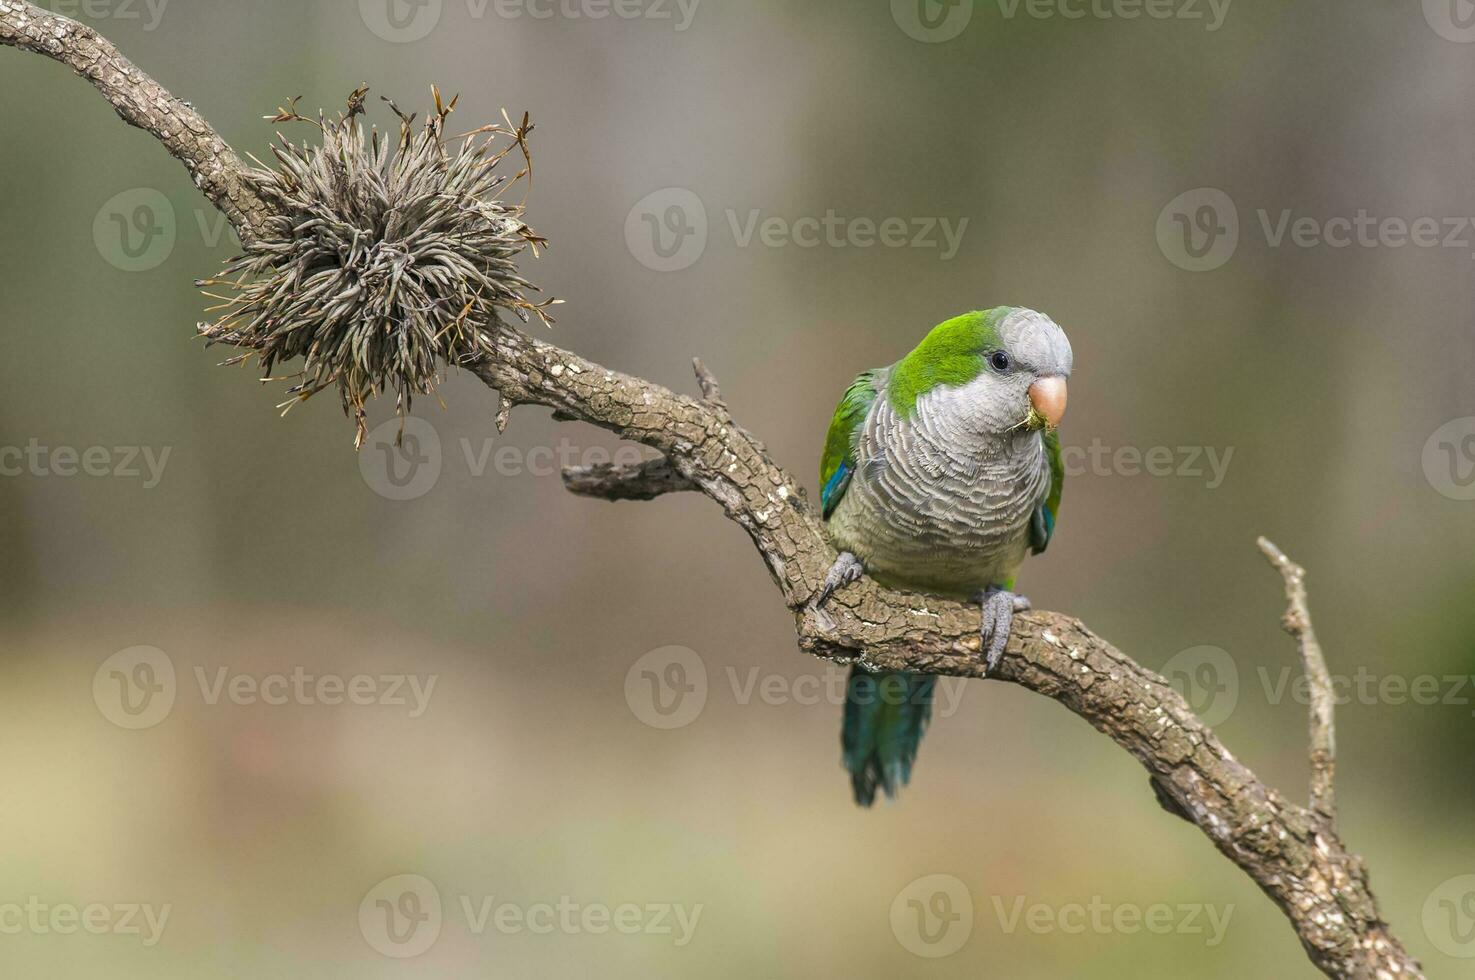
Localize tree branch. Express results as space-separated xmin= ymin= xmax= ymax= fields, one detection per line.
xmin=1 ymin=8 xmax=1426 ymax=976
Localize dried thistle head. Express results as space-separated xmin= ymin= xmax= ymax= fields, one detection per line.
xmin=198 ymin=86 xmax=554 ymax=446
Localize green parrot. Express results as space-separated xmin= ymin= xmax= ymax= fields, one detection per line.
xmin=812 ymin=307 xmax=1071 ymax=806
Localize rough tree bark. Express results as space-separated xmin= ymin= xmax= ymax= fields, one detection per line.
xmin=0 ymin=4 xmax=1427 ymax=976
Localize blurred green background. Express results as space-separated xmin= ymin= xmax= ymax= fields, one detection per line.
xmin=2 ymin=0 xmax=1474 ymax=977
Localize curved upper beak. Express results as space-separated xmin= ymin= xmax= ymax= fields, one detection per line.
xmin=1028 ymin=376 xmax=1068 ymax=430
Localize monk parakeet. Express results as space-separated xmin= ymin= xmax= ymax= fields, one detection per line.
xmin=812 ymin=307 xmax=1072 ymax=806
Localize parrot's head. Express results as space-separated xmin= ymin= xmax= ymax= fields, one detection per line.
xmin=987 ymin=306 xmax=1073 ymax=433
xmin=890 ymin=307 xmax=1073 ymax=436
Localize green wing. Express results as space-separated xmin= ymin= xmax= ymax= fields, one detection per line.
xmin=820 ymin=370 xmax=882 ymax=520
xmin=1030 ymin=429 xmax=1064 ymax=554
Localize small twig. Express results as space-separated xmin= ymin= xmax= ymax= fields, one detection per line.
xmin=562 ymin=456 xmax=695 ymax=502
xmin=692 ymin=357 xmax=727 ymax=412
xmin=1259 ymin=537 xmax=1337 ymax=820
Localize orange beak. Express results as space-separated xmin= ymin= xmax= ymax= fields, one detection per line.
xmin=1028 ymin=376 xmax=1068 ymax=430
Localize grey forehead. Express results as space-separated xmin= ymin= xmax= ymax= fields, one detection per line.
xmin=1000 ymin=307 xmax=1073 ymax=378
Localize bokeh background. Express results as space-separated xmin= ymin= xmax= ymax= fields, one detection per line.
xmin=2 ymin=1 xmax=1474 ymax=977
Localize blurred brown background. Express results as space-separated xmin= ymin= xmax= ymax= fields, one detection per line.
xmin=2 ymin=1 xmax=1474 ymax=976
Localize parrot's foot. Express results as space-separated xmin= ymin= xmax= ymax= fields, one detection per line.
xmin=814 ymin=551 xmax=865 ymax=609
xmin=974 ymin=587 xmax=1031 ymax=675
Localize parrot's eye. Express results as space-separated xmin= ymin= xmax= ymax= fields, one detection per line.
xmin=988 ymin=351 xmax=1012 ymax=372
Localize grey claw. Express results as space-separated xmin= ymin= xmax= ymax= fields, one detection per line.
xmin=814 ymin=551 xmax=864 ymax=609
xmin=976 ymin=587 xmax=1026 ymax=676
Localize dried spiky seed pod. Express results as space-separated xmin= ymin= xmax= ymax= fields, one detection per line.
xmin=198 ymin=88 xmax=553 ymax=446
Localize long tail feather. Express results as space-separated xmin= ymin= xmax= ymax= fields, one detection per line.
xmin=841 ymin=667 xmax=935 ymax=806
